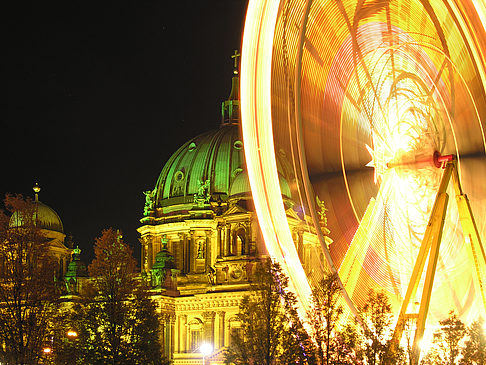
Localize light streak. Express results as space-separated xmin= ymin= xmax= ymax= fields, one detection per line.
xmin=242 ymin=0 xmax=313 ymax=312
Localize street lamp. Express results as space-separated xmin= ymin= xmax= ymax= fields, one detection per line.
xmin=66 ymin=330 xmax=78 ymax=338
xmin=200 ymin=342 xmax=213 ymax=365
xmin=67 ymin=329 xmax=78 ymax=363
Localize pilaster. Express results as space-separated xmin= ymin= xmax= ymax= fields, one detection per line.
xmin=203 ymin=311 xmax=216 ymax=345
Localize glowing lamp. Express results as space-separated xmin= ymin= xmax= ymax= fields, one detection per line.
xmin=200 ymin=343 xmax=213 ymax=365
xmin=67 ymin=330 xmax=78 ymax=338
xmin=419 ymin=336 xmax=432 ymax=353
xmin=42 ymin=347 xmax=52 ymax=354
xmin=200 ymin=342 xmax=213 ymax=356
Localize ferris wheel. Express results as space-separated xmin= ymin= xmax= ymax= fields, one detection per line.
xmin=240 ymin=0 xmax=486 ymax=360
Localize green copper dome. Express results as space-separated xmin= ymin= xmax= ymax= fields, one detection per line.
xmin=10 ymin=200 xmax=64 ymax=233
xmin=154 ymin=124 xmax=245 ymax=209
xmin=65 ymin=247 xmax=88 ymax=278
xmin=150 ymin=124 xmax=295 ymax=216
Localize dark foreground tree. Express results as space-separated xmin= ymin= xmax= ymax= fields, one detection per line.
xmin=421 ymin=311 xmax=466 ymax=365
xmin=0 ymin=195 xmax=61 ymax=365
xmin=58 ymin=228 xmax=163 ymax=365
xmin=224 ymin=258 xmax=315 ymax=365
xmin=356 ymin=289 xmax=401 ymax=365
xmin=308 ymin=272 xmax=358 ymax=364
xmin=460 ymin=318 xmax=486 ymax=365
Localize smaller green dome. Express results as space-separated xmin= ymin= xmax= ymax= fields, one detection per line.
xmin=10 ymin=200 xmax=64 ymax=233
xmin=152 ymin=249 xmax=176 ymax=271
xmin=229 ymin=171 xmax=251 ymax=197
xmin=151 ymin=236 xmax=175 ymax=271
xmin=65 ymin=247 xmax=88 ymax=278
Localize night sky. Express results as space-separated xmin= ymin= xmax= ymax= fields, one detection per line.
xmin=4 ymin=0 xmax=248 ymax=264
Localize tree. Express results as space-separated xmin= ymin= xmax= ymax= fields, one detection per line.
xmin=62 ymin=228 xmax=163 ymax=365
xmin=401 ymin=318 xmax=416 ymax=365
xmin=308 ymin=272 xmax=358 ymax=364
xmin=356 ymin=289 xmax=399 ymax=365
xmin=126 ymin=285 xmax=166 ymax=364
xmin=421 ymin=311 xmax=466 ymax=365
xmin=0 ymin=195 xmax=61 ymax=365
xmin=460 ymin=318 xmax=486 ymax=365
xmin=224 ymin=258 xmax=315 ymax=365
xmin=280 ymin=291 xmax=316 ymax=365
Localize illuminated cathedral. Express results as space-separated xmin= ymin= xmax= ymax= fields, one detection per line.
xmin=136 ymin=56 xmax=328 ymax=364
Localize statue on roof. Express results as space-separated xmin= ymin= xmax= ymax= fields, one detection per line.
xmin=316 ymin=195 xmax=328 ymax=227
xmin=194 ymin=179 xmax=210 ymax=208
xmin=143 ymin=189 xmax=156 ymax=216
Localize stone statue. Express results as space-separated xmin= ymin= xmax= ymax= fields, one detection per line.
xmin=206 ymin=265 xmax=216 ymax=285
xmin=316 ymin=195 xmax=328 ymax=227
xmin=194 ymin=179 xmax=211 ymax=207
xmin=143 ymin=189 xmax=155 ymax=216
xmin=197 ymin=240 xmax=204 ymax=259
xmin=161 ymin=235 xmax=168 ymax=250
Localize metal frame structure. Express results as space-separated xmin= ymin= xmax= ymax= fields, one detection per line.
xmin=387 ymin=154 xmax=486 ymax=364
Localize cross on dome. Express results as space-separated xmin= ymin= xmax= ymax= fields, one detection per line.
xmin=231 ymin=50 xmax=240 ymax=74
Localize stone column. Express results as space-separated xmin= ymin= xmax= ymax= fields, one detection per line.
xmin=203 ymin=311 xmax=216 ymax=345
xmin=159 ymin=318 xmax=166 ymax=358
xmin=174 ymin=314 xmax=180 ymax=353
xmin=189 ymin=231 xmax=195 ymax=273
xmin=222 ymin=225 xmax=227 ymax=257
xmin=217 ymin=311 xmax=225 ymax=349
xmin=180 ymin=314 xmax=188 ymax=353
xmin=169 ymin=315 xmax=175 ymax=360
xmin=184 ymin=233 xmax=190 ymax=274
xmin=147 ymin=235 xmax=154 ymax=271
xmin=140 ymin=238 xmax=148 ymax=273
xmin=164 ymin=315 xmax=171 ymax=359
xmin=205 ymin=230 xmax=212 ymax=271
xmin=225 ymin=225 xmax=231 ymax=256
xmin=249 ymin=220 xmax=256 ymax=254
xmin=217 ymin=225 xmax=222 ymax=258
xmin=175 ymin=233 xmax=183 ymax=272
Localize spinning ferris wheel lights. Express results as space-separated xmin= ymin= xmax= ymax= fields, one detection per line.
xmin=241 ymin=0 xmax=486 ymax=353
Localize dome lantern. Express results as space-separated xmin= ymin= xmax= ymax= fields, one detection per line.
xmin=33 ymin=183 xmax=41 ymax=202
xmin=221 ymin=50 xmax=240 ymax=125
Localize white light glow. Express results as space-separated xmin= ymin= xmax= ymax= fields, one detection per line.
xmin=200 ymin=343 xmax=213 ymax=356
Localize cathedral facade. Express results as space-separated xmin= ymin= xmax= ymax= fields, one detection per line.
xmin=137 ymin=62 xmax=329 ymax=364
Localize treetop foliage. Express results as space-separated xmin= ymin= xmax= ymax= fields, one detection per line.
xmin=88 ymin=228 xmax=138 ymax=301
xmin=225 ymin=258 xmax=315 ymax=365
xmin=422 ymin=311 xmax=485 ymax=365
xmin=54 ymin=228 xmax=163 ymax=365
xmin=0 ymin=194 xmax=61 ymax=365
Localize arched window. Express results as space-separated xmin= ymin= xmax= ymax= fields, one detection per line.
xmin=188 ymin=318 xmax=203 ymax=352
xmin=232 ymin=228 xmax=246 ymax=255
xmin=227 ymin=317 xmax=242 ymax=347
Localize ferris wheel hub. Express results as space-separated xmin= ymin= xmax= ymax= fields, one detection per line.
xmin=434 ymin=152 xmax=455 ymax=168
xmin=385 ymin=150 xmax=455 ymax=170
